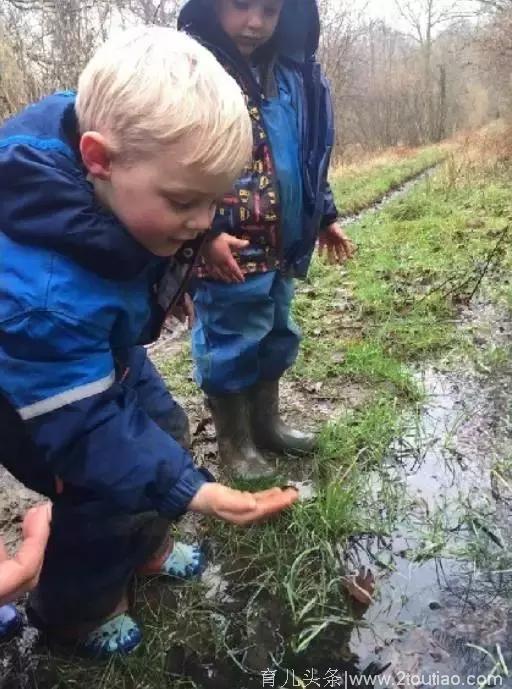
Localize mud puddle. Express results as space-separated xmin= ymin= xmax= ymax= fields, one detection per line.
xmin=347 ymin=301 xmax=512 ymax=686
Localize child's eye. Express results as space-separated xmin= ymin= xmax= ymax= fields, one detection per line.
xmin=167 ymin=198 xmax=195 ymax=212
xmin=263 ymin=5 xmax=278 ymax=17
xmin=233 ymin=0 xmax=250 ymax=9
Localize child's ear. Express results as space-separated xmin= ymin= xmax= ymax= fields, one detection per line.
xmin=80 ymin=132 xmax=113 ymax=180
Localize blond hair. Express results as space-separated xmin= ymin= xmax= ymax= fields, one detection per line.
xmin=76 ymin=27 xmax=252 ymax=178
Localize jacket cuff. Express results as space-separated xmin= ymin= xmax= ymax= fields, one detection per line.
xmin=204 ymin=225 xmax=225 ymax=240
xmin=159 ymin=465 xmax=216 ymax=519
xmin=320 ymin=214 xmax=338 ymax=230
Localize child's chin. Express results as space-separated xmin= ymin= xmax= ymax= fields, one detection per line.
xmin=152 ymin=241 xmax=183 ymax=257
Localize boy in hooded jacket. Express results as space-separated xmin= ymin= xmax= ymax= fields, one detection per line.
xmin=0 ymin=26 xmax=297 ymax=657
xmin=179 ymin=0 xmax=354 ymax=479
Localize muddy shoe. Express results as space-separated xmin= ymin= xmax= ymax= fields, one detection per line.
xmin=138 ymin=540 xmax=205 ymax=579
xmin=249 ymin=380 xmax=316 ymax=455
xmin=208 ymin=393 xmax=274 ymax=480
xmin=27 ymin=601 xmax=142 ymax=659
xmin=0 ymin=605 xmax=23 ymax=643
xmin=27 ymin=585 xmax=143 ymax=659
xmin=78 ymin=614 xmax=142 ymax=658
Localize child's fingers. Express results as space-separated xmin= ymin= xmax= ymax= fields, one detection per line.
xmin=219 ymin=488 xmax=259 ymax=515
xmin=211 ymin=267 xmax=228 ymax=282
xmin=217 ymin=267 xmax=234 ymax=282
xmin=252 ymin=488 xmax=299 ymax=522
xmin=253 ymin=487 xmax=285 ymax=499
xmin=226 ymin=237 xmax=250 ymax=251
xmin=219 ymin=488 xmax=297 ymax=525
xmin=340 ymin=241 xmax=352 ymax=260
xmin=253 ymin=487 xmax=294 ymax=502
xmin=224 ymin=267 xmax=241 ymax=283
xmin=212 ymin=266 xmax=233 ymax=283
xmin=335 ymin=242 xmax=348 ymax=264
xmin=183 ymin=294 xmax=195 ymax=327
xmin=226 ymin=257 xmax=245 ymax=283
xmin=22 ymin=504 xmax=52 ymax=542
xmin=339 ymin=233 xmax=355 ymax=260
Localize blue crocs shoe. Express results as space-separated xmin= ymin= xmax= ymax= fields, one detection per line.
xmin=79 ymin=614 xmax=142 ymax=659
xmin=161 ymin=542 xmax=205 ymax=579
xmin=0 ymin=605 xmax=23 ymax=643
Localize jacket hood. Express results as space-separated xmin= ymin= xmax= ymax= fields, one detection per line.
xmin=178 ymin=0 xmax=320 ymax=63
xmin=0 ymin=92 xmax=167 ymax=281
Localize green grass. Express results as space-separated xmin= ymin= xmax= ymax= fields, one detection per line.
xmin=331 ymin=146 xmax=446 ymax=215
xmin=343 ymin=163 xmax=512 ymax=361
xmin=157 ymin=342 xmax=197 ymax=397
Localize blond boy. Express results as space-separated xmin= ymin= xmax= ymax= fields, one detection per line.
xmin=0 ymin=27 xmax=296 ymax=657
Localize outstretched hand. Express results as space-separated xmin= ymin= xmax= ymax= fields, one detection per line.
xmin=188 ymin=483 xmax=298 ymax=526
xmin=318 ymin=222 xmax=355 ymax=264
xmin=0 ymin=503 xmax=52 ymax=606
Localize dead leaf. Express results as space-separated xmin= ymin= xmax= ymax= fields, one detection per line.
xmin=342 ymin=566 xmax=375 ymax=607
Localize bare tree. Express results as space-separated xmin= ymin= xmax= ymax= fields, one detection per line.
xmin=0 ymin=0 xmax=507 ymax=155
xmin=393 ymin=0 xmax=471 ymax=140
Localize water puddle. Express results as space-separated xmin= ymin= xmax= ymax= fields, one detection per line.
xmin=349 ymin=302 xmax=512 ymax=686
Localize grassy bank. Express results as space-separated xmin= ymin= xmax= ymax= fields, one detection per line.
xmin=331 ymin=145 xmax=447 ymax=216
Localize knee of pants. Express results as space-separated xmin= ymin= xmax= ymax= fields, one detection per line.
xmin=156 ymin=402 xmax=190 ymax=448
xmin=192 ymin=276 xmax=276 ymax=394
xmin=259 ymin=326 xmax=301 ymax=380
xmin=193 ymin=320 xmax=266 ymax=394
xmin=259 ymin=274 xmax=301 ymax=379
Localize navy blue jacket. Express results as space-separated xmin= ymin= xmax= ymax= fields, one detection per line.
xmin=0 ymin=92 xmax=209 ymax=516
xmin=179 ymin=0 xmax=338 ymax=278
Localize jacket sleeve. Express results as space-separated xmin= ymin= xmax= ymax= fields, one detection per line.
xmin=321 ymin=181 xmax=339 ymax=229
xmin=3 ymin=310 xmax=210 ymax=518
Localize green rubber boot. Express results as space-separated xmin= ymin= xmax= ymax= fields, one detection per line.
xmin=208 ymin=393 xmax=274 ymax=480
xmin=249 ymin=379 xmax=316 ymax=455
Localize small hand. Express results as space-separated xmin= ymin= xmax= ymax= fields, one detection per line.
xmin=188 ymin=484 xmax=298 ymax=526
xmin=202 ymin=233 xmax=249 ymax=283
xmin=168 ymin=293 xmax=195 ymax=329
xmin=0 ymin=503 xmax=52 ymax=605
xmin=318 ymin=222 xmax=355 ymax=264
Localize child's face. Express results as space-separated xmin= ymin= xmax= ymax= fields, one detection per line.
xmin=215 ymin=0 xmax=284 ymax=57
xmin=81 ymin=135 xmax=229 ymax=257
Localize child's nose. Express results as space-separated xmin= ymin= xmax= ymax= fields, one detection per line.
xmin=191 ymin=205 xmax=215 ymax=231
xmin=247 ymin=9 xmax=265 ymax=30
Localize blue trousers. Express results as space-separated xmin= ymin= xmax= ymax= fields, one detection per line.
xmin=192 ymin=271 xmax=301 ymax=395
xmin=29 ymin=347 xmax=188 ymax=627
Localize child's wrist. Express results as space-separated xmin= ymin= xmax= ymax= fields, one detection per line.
xmin=187 ymin=482 xmax=216 ymax=515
